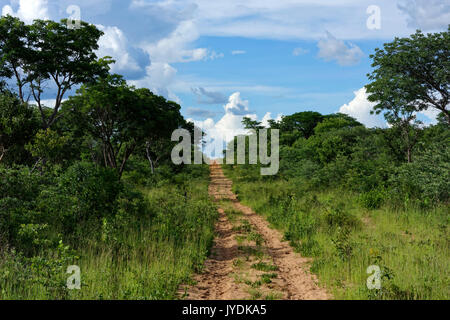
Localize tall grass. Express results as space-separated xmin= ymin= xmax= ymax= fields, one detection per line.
xmin=223 ymin=166 xmax=449 ymax=300
xmin=0 ymin=165 xmax=218 ymax=299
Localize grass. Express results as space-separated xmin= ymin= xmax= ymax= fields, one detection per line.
xmin=223 ymin=165 xmax=450 ymax=300
xmin=0 ymin=165 xmax=218 ymax=300
xmin=251 ymin=262 xmax=278 ymax=272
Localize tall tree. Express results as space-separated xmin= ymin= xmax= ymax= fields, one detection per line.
xmin=0 ymin=15 xmax=32 ymax=103
xmin=366 ymin=27 xmax=450 ymax=124
xmin=0 ymin=16 xmax=110 ymax=128
xmin=142 ymin=93 xmax=185 ymax=173
xmin=63 ymin=75 xmax=182 ymax=179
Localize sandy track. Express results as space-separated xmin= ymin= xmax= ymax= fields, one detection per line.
xmin=184 ymin=163 xmax=330 ymax=300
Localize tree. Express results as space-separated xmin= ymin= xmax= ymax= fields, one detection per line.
xmin=279 ymin=111 xmax=324 ymax=139
xmin=0 ymin=16 xmax=110 ymax=128
xmin=26 ymin=128 xmax=69 ymax=171
xmin=242 ymin=117 xmax=264 ymax=130
xmin=314 ymin=113 xmax=362 ymax=135
xmin=63 ymin=75 xmax=180 ymax=179
xmin=366 ymin=27 xmax=450 ymax=124
xmin=141 ymin=92 xmax=185 ymax=173
xmin=0 ymin=15 xmax=31 ymax=103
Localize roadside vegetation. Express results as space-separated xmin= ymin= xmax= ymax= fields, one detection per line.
xmin=0 ymin=15 xmax=217 ymax=299
xmin=224 ymin=28 xmax=449 ymax=300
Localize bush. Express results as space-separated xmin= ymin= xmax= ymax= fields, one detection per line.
xmin=359 ymin=188 xmax=387 ymax=209
xmin=324 ymin=205 xmax=360 ymax=230
xmin=389 ymin=140 xmax=450 ymax=204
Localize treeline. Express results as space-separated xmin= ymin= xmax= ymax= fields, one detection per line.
xmin=0 ymin=16 xmax=214 ymax=299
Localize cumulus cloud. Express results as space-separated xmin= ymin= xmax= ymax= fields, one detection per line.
xmin=292 ymin=47 xmax=308 ymax=56
xmin=318 ymin=31 xmax=363 ymax=66
xmin=191 ymin=87 xmax=228 ymax=104
xmin=130 ymin=62 xmax=179 ymax=101
xmin=190 ymin=92 xmax=280 ymax=151
xmin=231 ymin=50 xmax=246 ymax=55
xmin=398 ymin=0 xmax=450 ymax=30
xmin=339 ymin=87 xmax=385 ymax=128
xmin=261 ymin=112 xmax=283 ymax=128
xmin=224 ymin=92 xmax=254 ymax=116
xmin=2 ymin=0 xmax=49 ymax=23
xmin=340 ymin=87 xmax=442 ymax=128
xmin=137 ymin=18 xmax=223 ymax=97
xmin=140 ymin=20 xmax=209 ymax=63
xmin=96 ymin=25 xmax=142 ymax=74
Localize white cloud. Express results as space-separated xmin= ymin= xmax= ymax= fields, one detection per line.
xmin=292 ymin=47 xmax=308 ymax=56
xmin=339 ymin=87 xmax=442 ymax=127
xmin=30 ymin=98 xmax=67 ymax=108
xmin=140 ymin=20 xmax=208 ymax=63
xmin=208 ymin=51 xmax=224 ymax=60
xmin=339 ymin=87 xmax=386 ymax=128
xmin=2 ymin=0 xmax=49 ymax=23
xmin=261 ymin=112 xmax=283 ymax=127
xmin=137 ymin=18 xmax=224 ymax=97
xmin=130 ymin=62 xmax=178 ymax=99
xmin=318 ymin=31 xmax=363 ymax=66
xmin=224 ymin=92 xmax=251 ymax=116
xmin=398 ymin=0 xmax=450 ymax=30
xmin=231 ymin=50 xmax=246 ymax=55
xmin=190 ymin=92 xmax=281 ymax=157
xmin=193 ymin=0 xmax=418 ymax=40
xmin=418 ymin=108 xmax=440 ymax=125
xmin=96 ymin=25 xmax=141 ymax=73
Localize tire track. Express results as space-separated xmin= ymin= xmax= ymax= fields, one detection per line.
xmin=183 ymin=162 xmax=331 ymax=300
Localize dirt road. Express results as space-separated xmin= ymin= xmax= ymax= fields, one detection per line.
xmin=184 ymin=162 xmax=330 ymax=300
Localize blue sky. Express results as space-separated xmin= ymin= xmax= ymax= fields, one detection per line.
xmin=1 ymin=0 xmax=449 ymax=140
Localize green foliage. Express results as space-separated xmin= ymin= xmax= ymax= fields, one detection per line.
xmin=26 ymin=128 xmax=69 ymax=166
xmin=389 ymin=138 xmax=450 ymax=204
xmin=63 ymin=74 xmax=186 ymax=179
xmin=366 ymin=27 xmax=450 ymax=125
xmin=279 ymin=111 xmax=324 ymax=140
xmin=0 ymin=91 xmax=39 ymax=165
xmin=0 ymin=15 xmax=109 ymax=128
xmin=359 ymin=188 xmax=387 ymax=210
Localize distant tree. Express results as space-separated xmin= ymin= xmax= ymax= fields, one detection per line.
xmin=314 ymin=113 xmax=362 ymax=135
xmin=366 ymin=27 xmax=450 ymax=124
xmin=0 ymin=15 xmax=110 ymax=128
xmin=142 ymin=93 xmax=185 ymax=173
xmin=279 ymin=111 xmax=324 ymax=139
xmin=242 ymin=117 xmax=264 ymax=130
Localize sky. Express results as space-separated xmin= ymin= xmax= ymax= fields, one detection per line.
xmin=1 ymin=0 xmax=449 ymax=145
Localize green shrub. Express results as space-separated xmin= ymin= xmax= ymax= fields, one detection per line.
xmin=359 ymin=188 xmax=387 ymax=209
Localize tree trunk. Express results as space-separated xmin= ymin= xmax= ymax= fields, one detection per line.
xmin=145 ymin=141 xmax=155 ymax=174
xmin=0 ymin=146 xmax=6 ymax=162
